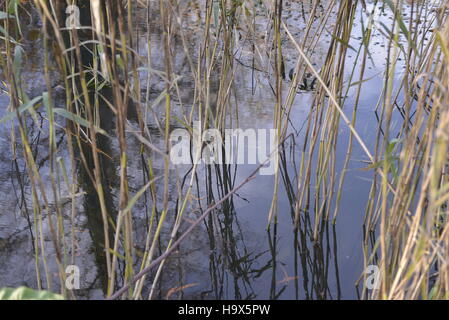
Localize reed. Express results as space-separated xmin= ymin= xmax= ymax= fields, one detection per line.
xmin=0 ymin=0 xmax=448 ymax=300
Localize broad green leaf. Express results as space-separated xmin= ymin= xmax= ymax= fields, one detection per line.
xmin=0 ymin=287 xmax=63 ymax=300
xmin=53 ymin=108 xmax=110 ymax=137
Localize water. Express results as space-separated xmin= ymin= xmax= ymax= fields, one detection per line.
xmin=0 ymin=0 xmax=439 ymax=299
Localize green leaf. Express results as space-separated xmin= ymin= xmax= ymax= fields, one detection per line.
xmin=53 ymin=108 xmax=110 ymax=137
xmin=0 ymin=95 xmax=43 ymax=124
xmin=213 ymin=1 xmax=220 ymax=30
xmin=0 ymin=287 xmax=64 ymax=300
xmin=13 ymin=45 xmax=24 ymax=78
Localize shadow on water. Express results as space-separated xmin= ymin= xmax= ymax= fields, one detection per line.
xmin=57 ymin=1 xmax=118 ymax=293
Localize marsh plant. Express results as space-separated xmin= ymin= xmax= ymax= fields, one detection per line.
xmin=0 ymin=0 xmax=448 ymax=300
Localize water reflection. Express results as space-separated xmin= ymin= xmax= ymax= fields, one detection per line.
xmin=0 ymin=0 xmax=439 ymax=300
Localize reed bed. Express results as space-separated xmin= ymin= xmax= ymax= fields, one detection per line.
xmin=0 ymin=0 xmax=448 ymax=300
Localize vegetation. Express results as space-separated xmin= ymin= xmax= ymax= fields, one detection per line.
xmin=0 ymin=286 xmax=63 ymax=300
xmin=0 ymin=0 xmax=448 ymax=300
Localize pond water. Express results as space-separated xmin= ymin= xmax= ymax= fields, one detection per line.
xmin=0 ymin=0 xmax=440 ymax=299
